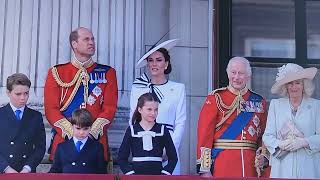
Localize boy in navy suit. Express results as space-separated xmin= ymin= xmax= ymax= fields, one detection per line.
xmin=49 ymin=109 xmax=106 ymax=174
xmin=0 ymin=73 xmax=46 ymax=173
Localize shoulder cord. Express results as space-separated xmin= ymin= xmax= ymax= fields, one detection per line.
xmin=215 ymin=93 xmax=243 ymax=130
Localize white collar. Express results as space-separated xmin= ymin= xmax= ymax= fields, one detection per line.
xmin=73 ymin=137 xmax=88 ymax=145
xmin=72 ymin=51 xmax=92 ymax=65
xmin=9 ymin=103 xmax=25 ymax=113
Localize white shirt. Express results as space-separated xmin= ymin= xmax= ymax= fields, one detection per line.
xmin=73 ymin=137 xmax=88 ymax=151
xmin=9 ymin=103 xmax=25 ymax=120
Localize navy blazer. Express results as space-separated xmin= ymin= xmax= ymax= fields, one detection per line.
xmin=0 ymin=104 xmax=46 ymax=172
xmin=49 ymin=137 xmax=106 ymax=174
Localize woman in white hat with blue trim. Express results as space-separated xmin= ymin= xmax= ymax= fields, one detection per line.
xmin=263 ymin=63 xmax=320 ymax=178
xmin=129 ymin=39 xmax=186 ymax=175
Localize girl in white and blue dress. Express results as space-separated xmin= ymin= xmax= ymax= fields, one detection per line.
xmin=118 ymin=93 xmax=177 ymax=175
xmin=130 ymin=39 xmax=186 ymax=175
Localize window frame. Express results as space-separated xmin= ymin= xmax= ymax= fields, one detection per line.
xmin=215 ymin=0 xmax=320 ymax=87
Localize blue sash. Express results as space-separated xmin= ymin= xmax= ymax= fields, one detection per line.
xmin=211 ymin=93 xmax=262 ymax=160
xmin=61 ymin=64 xmax=110 ymax=118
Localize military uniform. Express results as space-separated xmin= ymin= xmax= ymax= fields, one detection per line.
xmin=197 ymin=86 xmax=267 ymax=177
xmin=44 ymin=59 xmax=118 ymax=161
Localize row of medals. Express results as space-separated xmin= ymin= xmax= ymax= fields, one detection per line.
xmin=89 ymin=72 xmax=107 ymax=84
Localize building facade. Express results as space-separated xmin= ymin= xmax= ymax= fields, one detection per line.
xmin=1 ymin=0 xmax=320 ymax=175
xmin=0 ymin=0 xmax=213 ymax=174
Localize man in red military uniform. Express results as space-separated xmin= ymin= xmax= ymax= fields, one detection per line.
xmin=197 ymin=57 xmax=269 ymax=177
xmin=44 ymin=27 xmax=118 ymax=169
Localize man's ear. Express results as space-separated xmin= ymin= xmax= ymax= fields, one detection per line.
xmin=71 ymin=41 xmax=77 ymax=49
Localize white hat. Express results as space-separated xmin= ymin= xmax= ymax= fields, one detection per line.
xmin=136 ymin=39 xmax=179 ymax=68
xmin=271 ymin=63 xmax=317 ymax=94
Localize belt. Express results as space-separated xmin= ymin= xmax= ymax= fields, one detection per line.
xmin=213 ymin=139 xmax=258 ymax=150
xmin=132 ymin=157 xmax=162 ymax=162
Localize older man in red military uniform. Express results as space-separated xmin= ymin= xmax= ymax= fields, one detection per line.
xmin=44 ymin=27 xmax=118 ymax=168
xmin=197 ymin=57 xmax=269 ymax=177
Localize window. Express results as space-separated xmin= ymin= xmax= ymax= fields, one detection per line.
xmin=216 ymin=0 xmax=320 ymax=99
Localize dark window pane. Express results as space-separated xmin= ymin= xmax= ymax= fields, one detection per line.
xmin=232 ymin=0 xmax=295 ymax=58
xmin=306 ymin=1 xmax=320 ymax=59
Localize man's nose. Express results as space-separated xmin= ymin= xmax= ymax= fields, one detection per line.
xmin=89 ymin=39 xmax=94 ymax=45
xmin=21 ymin=95 xmax=27 ymax=100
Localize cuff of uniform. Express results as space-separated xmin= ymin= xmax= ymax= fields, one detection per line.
xmin=54 ymin=118 xmax=73 ymax=139
xmin=197 ymin=163 xmax=211 ymax=174
xmin=161 ymin=170 xmax=171 ymax=175
xmin=23 ymin=165 xmax=31 ymax=172
xmin=125 ymin=170 xmax=135 ymax=175
xmin=90 ymin=118 xmax=110 ymax=139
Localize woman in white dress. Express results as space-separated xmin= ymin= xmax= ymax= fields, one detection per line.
xmin=130 ymin=39 xmax=186 ymax=175
xmin=263 ymin=63 xmax=320 ymax=178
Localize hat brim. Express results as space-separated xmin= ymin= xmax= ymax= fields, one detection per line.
xmin=271 ymin=67 xmax=317 ymax=94
xmin=136 ymin=39 xmax=179 ymax=68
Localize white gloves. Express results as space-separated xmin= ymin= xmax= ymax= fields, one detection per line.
xmin=278 ymin=139 xmax=291 ymax=151
xmin=278 ymin=138 xmax=309 ymax=151
xmin=286 ymin=137 xmax=309 ymax=151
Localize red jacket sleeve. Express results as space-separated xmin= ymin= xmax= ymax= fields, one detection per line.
xmin=197 ymin=94 xmax=218 ymax=173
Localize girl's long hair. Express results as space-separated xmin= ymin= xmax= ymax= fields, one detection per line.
xmin=132 ymin=93 xmax=158 ymax=125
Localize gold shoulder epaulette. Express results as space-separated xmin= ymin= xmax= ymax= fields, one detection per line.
xmin=209 ymin=87 xmax=227 ymax=95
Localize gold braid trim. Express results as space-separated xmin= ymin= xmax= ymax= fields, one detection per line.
xmin=80 ymin=68 xmax=90 ymax=107
xmin=255 ymin=146 xmax=270 ymax=177
xmin=90 ymin=118 xmax=110 ymax=139
xmin=54 ymin=118 xmax=73 ymax=139
xmin=52 ymin=67 xmax=82 ymax=88
xmin=215 ymin=92 xmax=244 ymax=130
xmin=60 ymin=78 xmax=82 ymax=111
xmin=260 ymin=146 xmax=270 ymax=161
xmin=52 ymin=66 xmax=90 ymax=111
xmin=197 ymin=147 xmax=211 ymax=173
xmin=213 ymin=139 xmax=258 ymax=150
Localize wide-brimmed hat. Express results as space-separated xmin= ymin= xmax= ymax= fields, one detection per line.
xmin=271 ymin=63 xmax=317 ymax=94
xmin=136 ymin=39 xmax=179 ymax=68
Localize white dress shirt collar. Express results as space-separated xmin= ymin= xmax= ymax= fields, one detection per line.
xmin=73 ymin=137 xmax=88 ymax=151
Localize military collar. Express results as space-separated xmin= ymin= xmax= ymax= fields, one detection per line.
xmin=227 ymin=85 xmax=248 ymax=96
xmin=71 ymin=58 xmax=94 ymax=69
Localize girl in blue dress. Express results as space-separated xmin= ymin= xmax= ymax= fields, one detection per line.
xmin=118 ymin=93 xmax=177 ymax=175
